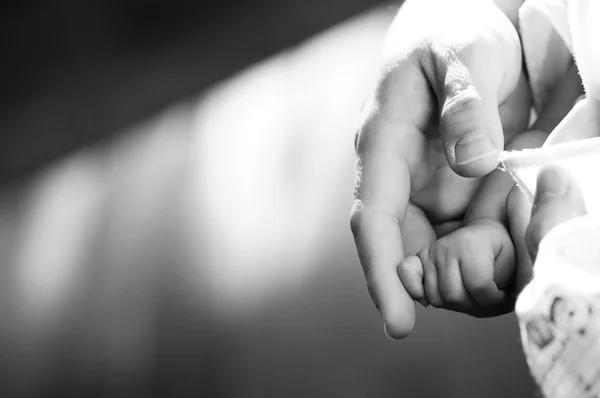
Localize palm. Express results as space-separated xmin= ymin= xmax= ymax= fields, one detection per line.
xmin=402 ymin=71 xmax=531 ymax=255
xmin=376 ymin=4 xmax=531 ymax=256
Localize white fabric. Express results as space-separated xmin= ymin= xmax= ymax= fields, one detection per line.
xmin=501 ymin=137 xmax=600 ymax=398
xmin=516 ymin=216 xmax=600 ymax=398
xmin=509 ymin=1 xmax=600 ymax=394
xmin=500 ymin=137 xmax=600 ymax=211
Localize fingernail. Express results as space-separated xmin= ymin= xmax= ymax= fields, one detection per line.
xmin=417 ymin=299 xmax=430 ymax=307
xmin=536 ymin=167 xmax=569 ymax=202
xmin=455 ymin=134 xmax=497 ymax=165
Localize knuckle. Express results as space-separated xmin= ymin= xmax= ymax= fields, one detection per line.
xmin=433 ymin=254 xmax=451 ymax=274
xmin=442 ymin=94 xmax=482 ymax=119
xmin=428 ymin=296 xmax=444 ymax=308
xmin=416 ymin=245 xmax=432 ymax=265
xmin=456 ymin=233 xmax=478 ymax=254
xmin=440 ymin=286 xmax=462 ymax=305
xmin=466 ymin=278 xmax=492 ymax=297
xmin=434 ymin=236 xmax=451 ymax=251
xmin=440 ymin=94 xmax=484 ymax=136
xmin=431 ymin=240 xmax=451 ymax=264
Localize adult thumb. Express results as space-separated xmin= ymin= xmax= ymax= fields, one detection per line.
xmin=435 ymin=53 xmax=507 ymax=178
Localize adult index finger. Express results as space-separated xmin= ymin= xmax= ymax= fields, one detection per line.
xmin=350 ymin=61 xmax=432 ymax=339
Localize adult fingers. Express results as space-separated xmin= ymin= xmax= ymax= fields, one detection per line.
xmin=525 ymin=166 xmax=588 ymax=262
xmin=351 ymin=59 xmax=432 ymax=340
xmin=423 ymin=31 xmax=521 ymax=177
xmin=350 ymin=153 xmax=415 ymax=339
xmin=436 ymin=55 xmax=502 ymax=177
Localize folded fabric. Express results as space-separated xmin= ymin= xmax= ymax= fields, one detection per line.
xmin=501 ymin=1 xmax=600 ymax=397
xmin=501 ymin=138 xmax=600 ymax=398
xmin=516 ymin=216 xmax=600 ymax=398
xmin=499 ymin=137 xmax=600 ymax=211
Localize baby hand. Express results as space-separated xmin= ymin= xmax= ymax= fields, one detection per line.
xmin=398 ymin=220 xmax=516 ymax=318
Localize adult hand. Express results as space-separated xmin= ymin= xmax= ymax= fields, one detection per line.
xmin=350 ymin=0 xmax=530 ymax=339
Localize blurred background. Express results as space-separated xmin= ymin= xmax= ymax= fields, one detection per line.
xmin=0 ymin=1 xmax=536 ymax=397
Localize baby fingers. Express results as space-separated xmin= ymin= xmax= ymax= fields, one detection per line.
xmin=459 ymin=257 xmax=515 ymax=316
xmin=437 ymin=257 xmax=479 ymax=311
xmin=397 ymin=256 xmax=429 ymax=307
xmin=417 ymin=246 xmax=477 ymax=311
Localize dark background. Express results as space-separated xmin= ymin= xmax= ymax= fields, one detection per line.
xmin=1 ymin=0 xmax=379 ymax=184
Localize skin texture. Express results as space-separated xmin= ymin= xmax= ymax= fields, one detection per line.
xmin=399 ymin=220 xmax=515 ymax=317
xmin=393 ymin=62 xmax=585 ymax=336
xmin=351 ymin=0 xmax=589 ymax=338
xmin=350 ymin=0 xmax=529 ymax=339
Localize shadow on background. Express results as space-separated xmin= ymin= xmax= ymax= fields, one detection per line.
xmin=0 ymin=2 xmax=536 ymax=397
xmin=1 ymin=0 xmax=379 ymax=185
